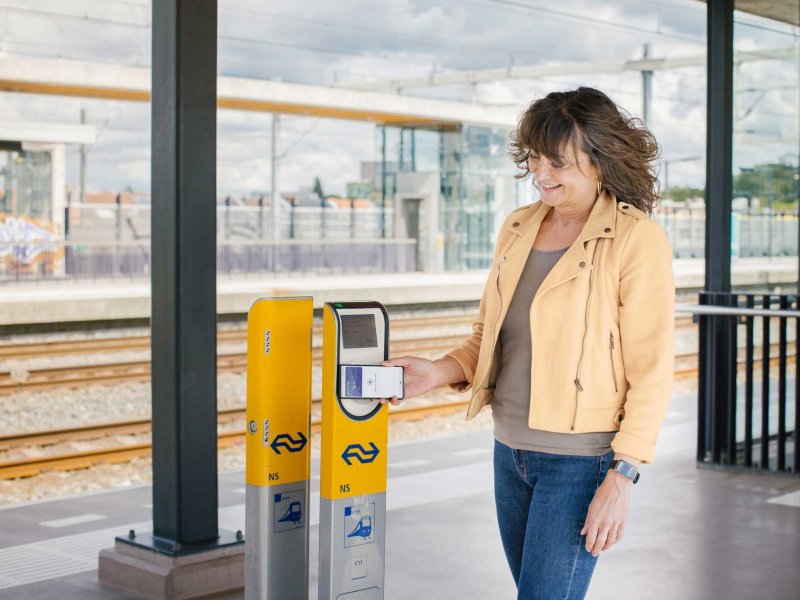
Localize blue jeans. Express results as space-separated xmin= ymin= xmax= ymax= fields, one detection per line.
xmin=493 ymin=439 xmax=615 ymax=600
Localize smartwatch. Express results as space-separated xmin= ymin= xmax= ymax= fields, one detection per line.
xmin=610 ymin=459 xmax=640 ymax=484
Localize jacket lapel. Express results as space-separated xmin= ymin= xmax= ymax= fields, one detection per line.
xmin=533 ymin=190 xmax=618 ymax=303
xmin=496 ymin=202 xmax=547 ymax=302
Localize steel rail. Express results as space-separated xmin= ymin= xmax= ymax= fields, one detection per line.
xmin=0 ymin=313 xmax=477 ymax=361
xmin=3 ymin=348 xmax=792 ymax=480
xmin=2 ymin=314 xmax=697 ymax=362
xmin=0 ymin=335 xmax=467 ymax=394
xmin=0 ymin=400 xmax=471 ymax=480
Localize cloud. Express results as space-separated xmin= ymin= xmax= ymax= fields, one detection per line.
xmin=0 ymin=0 xmax=796 ymax=197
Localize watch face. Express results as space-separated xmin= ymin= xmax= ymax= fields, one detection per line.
xmin=612 ymin=460 xmax=638 ymax=482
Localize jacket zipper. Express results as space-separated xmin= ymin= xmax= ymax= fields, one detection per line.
xmin=487 ymin=255 xmax=506 ymax=383
xmin=609 ymin=331 xmax=618 ymax=393
xmin=472 ymin=255 xmax=506 ymax=400
xmin=571 ymin=242 xmax=600 ymax=431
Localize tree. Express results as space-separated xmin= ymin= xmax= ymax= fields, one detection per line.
xmin=312 ymin=176 xmax=325 ymax=199
xmin=733 ymin=160 xmax=798 ymax=210
xmin=666 ymin=186 xmax=704 ymax=203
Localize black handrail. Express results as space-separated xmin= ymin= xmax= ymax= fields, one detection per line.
xmin=680 ymin=294 xmax=798 ymax=476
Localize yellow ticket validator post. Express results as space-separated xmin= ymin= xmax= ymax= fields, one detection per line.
xmin=319 ymin=301 xmax=390 ymax=600
xmin=245 ymin=297 xmax=312 ymax=600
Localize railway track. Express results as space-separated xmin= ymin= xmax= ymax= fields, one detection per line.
xmin=0 ymin=399 xmax=471 ymax=480
xmin=1 ymin=314 xmax=697 ymax=362
xmin=0 ymin=327 xmax=783 ymax=396
xmin=0 ymin=314 xmax=478 ymax=361
xmin=0 ymin=335 xmax=468 ymax=394
xmin=1 ymin=346 xmax=793 ymax=480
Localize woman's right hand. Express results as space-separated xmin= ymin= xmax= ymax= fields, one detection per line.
xmin=379 ymin=356 xmax=439 ymax=405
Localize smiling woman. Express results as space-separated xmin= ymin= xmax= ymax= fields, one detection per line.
xmin=509 ymin=86 xmax=662 ymax=217
xmin=383 ymin=86 xmax=676 ymax=600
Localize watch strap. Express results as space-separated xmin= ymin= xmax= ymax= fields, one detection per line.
xmin=610 ymin=459 xmax=640 ymax=484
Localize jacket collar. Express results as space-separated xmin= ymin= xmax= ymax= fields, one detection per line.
xmin=504 ymin=189 xmax=618 ymax=244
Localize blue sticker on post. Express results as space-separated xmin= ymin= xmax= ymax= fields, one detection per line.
xmin=343 ymin=502 xmax=375 ymax=548
xmin=274 ymin=489 xmax=304 ymax=533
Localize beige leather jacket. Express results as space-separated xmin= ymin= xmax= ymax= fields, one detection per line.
xmin=446 ymin=191 xmax=675 ymax=463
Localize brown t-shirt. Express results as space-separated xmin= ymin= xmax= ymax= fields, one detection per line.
xmin=492 ymin=246 xmax=615 ymax=455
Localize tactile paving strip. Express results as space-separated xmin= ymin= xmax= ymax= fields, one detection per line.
xmin=0 ymin=520 xmax=149 ymax=590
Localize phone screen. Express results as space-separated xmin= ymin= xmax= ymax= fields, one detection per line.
xmin=340 ymin=365 xmax=403 ymax=399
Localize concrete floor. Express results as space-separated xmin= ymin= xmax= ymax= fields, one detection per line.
xmin=1 ymin=389 xmax=799 ymax=600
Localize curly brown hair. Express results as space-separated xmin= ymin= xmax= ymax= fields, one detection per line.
xmin=509 ymin=87 xmax=661 ymax=215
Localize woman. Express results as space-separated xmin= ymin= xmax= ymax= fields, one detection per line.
xmin=382 ymin=87 xmax=675 ymax=599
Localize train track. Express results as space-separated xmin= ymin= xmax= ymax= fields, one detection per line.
xmin=1 ymin=346 xmax=793 ymax=480
xmin=0 ymin=399 xmax=471 ymax=480
xmin=1 ymin=314 xmax=697 ymax=362
xmin=0 ymin=315 xmax=699 ymax=394
xmin=0 ymin=314 xmax=478 ymax=361
xmin=0 ymin=335 xmax=468 ymax=394
xmin=0 ymin=328 xmax=779 ymax=397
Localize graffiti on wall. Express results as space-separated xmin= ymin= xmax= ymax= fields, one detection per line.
xmin=0 ymin=214 xmax=62 ymax=274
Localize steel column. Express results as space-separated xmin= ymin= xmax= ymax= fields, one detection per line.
xmin=704 ymin=0 xmax=734 ymax=293
xmin=151 ymin=0 xmax=219 ymax=546
xmin=699 ymin=0 xmax=736 ymax=468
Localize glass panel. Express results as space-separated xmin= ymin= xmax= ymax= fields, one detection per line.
xmin=0 ymin=150 xmax=52 ymax=221
xmin=731 ymin=8 xmax=800 ymax=291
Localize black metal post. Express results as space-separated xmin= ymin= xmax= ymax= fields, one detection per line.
xmin=744 ymin=295 xmax=754 ymax=467
xmin=699 ymin=0 xmax=735 ymax=468
xmin=115 ymin=193 xmax=122 ymax=242
xmin=761 ymin=295 xmax=771 ymax=469
xmin=258 ymin=194 xmax=265 ymax=240
xmin=778 ymin=295 xmax=788 ymax=471
xmin=150 ymin=0 xmax=220 ymax=549
xmin=704 ymin=0 xmax=733 ymax=291
xmin=795 ymin=295 xmax=800 ymax=474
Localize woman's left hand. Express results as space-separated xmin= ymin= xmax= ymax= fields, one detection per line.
xmin=580 ymin=471 xmax=632 ymax=557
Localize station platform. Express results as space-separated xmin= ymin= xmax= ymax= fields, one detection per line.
xmin=2 ymin=256 xmax=798 ymax=328
xmin=1 ymin=388 xmax=798 ymax=599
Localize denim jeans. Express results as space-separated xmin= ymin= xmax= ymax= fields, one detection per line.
xmin=493 ymin=439 xmax=615 ymax=600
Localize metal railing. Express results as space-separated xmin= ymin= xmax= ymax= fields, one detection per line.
xmin=678 ymin=294 xmax=798 ymax=475
xmin=65 ymin=203 xmax=396 ymax=242
xmin=0 ymin=239 xmax=417 ymax=283
xmin=655 ymin=209 xmax=799 ymax=259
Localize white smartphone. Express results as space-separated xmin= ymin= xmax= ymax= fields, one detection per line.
xmin=339 ymin=365 xmax=404 ymax=400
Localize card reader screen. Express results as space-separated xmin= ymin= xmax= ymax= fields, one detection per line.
xmin=341 ymin=314 xmax=378 ymax=349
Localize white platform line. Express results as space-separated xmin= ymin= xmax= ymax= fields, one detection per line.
xmin=389 ymin=459 xmax=431 ymax=469
xmin=0 ymin=461 xmax=495 ymax=591
xmin=766 ymin=490 xmax=800 ymax=508
xmin=452 ymin=448 xmax=491 ymax=457
xmin=39 ymin=514 xmax=107 ymax=528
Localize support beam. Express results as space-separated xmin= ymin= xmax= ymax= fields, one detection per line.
xmin=99 ymin=1 xmax=244 ymax=597
xmin=704 ymin=0 xmax=734 ymax=292
xmin=641 ymin=44 xmax=652 ymax=126
xmin=698 ymin=0 xmax=737 ymax=468
xmin=150 ymin=0 xmax=220 ymax=546
xmin=271 ymin=113 xmax=280 ymax=240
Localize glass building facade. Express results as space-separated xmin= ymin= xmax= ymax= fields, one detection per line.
xmin=0 ymin=148 xmax=53 ymax=222
xmin=376 ymin=123 xmax=518 ymax=270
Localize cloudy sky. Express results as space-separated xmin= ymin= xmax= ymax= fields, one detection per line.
xmin=0 ymin=0 xmax=797 ymax=197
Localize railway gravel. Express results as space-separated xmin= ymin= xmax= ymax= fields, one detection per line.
xmin=0 ymin=389 xmax=492 ymax=506
xmin=0 ymin=307 xmax=704 ymax=506
xmin=0 ymin=379 xmax=701 ymax=506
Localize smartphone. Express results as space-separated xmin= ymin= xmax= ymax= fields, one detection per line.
xmin=339 ymin=365 xmax=404 ymax=400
